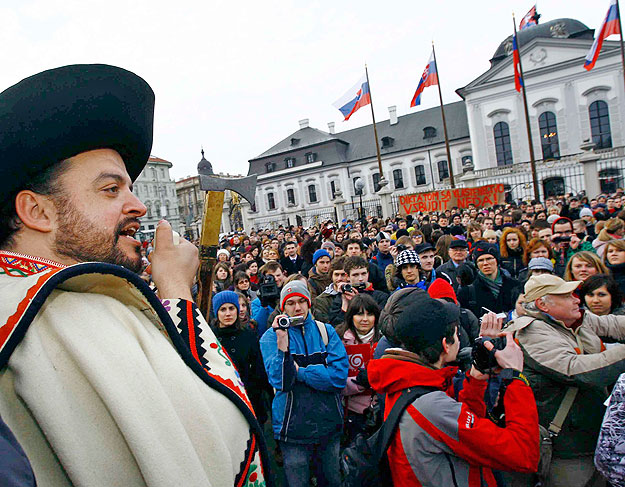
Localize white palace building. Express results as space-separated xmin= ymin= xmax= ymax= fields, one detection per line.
xmin=238 ymin=17 xmax=625 ymax=230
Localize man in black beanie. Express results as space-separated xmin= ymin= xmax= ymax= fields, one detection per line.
xmin=457 ymin=242 xmax=520 ymax=319
xmin=368 ymin=297 xmax=539 ymax=486
xmin=0 ymin=65 xmax=271 ymax=486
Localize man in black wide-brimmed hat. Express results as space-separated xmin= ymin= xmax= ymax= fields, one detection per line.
xmin=0 ymin=64 xmax=272 ymax=487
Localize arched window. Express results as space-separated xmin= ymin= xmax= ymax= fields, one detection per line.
xmin=372 ymin=173 xmax=381 ymax=192
xmin=392 ymin=169 xmax=404 ymax=189
xmin=287 ymin=188 xmax=296 ymax=205
xmin=538 ymin=111 xmax=560 ymax=159
xmin=267 ymin=192 xmax=275 ymax=210
xmin=589 ymin=100 xmax=612 ymax=149
xmin=415 ymin=165 xmax=426 ymax=185
xmin=437 ymin=160 xmax=449 ymax=182
xmin=308 ymin=185 xmax=317 ymax=203
xmin=494 ymin=122 xmax=513 ymax=166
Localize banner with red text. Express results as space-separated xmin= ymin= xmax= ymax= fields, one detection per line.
xmin=398 ymin=184 xmax=505 ymax=215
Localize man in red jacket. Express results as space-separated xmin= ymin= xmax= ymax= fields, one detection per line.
xmin=368 ymin=295 xmax=539 ymax=486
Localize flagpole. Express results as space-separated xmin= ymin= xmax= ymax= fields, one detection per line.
xmin=513 ymin=15 xmax=540 ymax=201
xmin=431 ymin=42 xmax=456 ymax=188
xmin=616 ymin=0 xmax=625 ymax=92
xmin=365 ymin=64 xmax=388 ymax=189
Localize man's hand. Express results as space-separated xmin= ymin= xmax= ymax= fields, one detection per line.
xmin=271 ymin=314 xmax=290 ymax=352
xmin=150 ymin=220 xmax=198 ymax=301
xmin=340 ymin=283 xmax=358 ymax=311
xmin=569 ymin=233 xmax=581 ymax=250
xmin=479 ymin=311 xmax=504 ymax=338
xmin=389 ymin=246 xmax=399 ymax=258
xmin=487 ymin=332 xmax=524 ymax=372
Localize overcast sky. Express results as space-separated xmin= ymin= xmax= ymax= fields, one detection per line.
xmin=1 ymin=1 xmax=601 ymax=180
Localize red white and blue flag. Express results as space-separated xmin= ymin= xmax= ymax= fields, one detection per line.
xmin=519 ymin=5 xmax=538 ymax=30
xmin=410 ymin=53 xmax=438 ymax=107
xmin=585 ymin=0 xmax=621 ymax=71
xmin=513 ymin=34 xmax=524 ymax=92
xmin=333 ymin=74 xmax=371 ymax=121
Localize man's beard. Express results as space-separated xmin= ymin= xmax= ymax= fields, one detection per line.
xmin=52 ymin=196 xmax=143 ymax=274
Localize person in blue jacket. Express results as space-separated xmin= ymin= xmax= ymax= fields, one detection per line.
xmin=260 ymin=280 xmax=348 ymax=487
xmin=251 ymin=261 xmax=288 ymax=337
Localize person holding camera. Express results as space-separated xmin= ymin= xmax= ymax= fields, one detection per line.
xmin=250 ymin=261 xmax=287 ymax=337
xmin=259 ymin=281 xmax=349 ymax=487
xmin=328 ymin=256 xmax=389 ymax=327
xmin=505 ymin=274 xmax=625 ymax=487
xmin=551 ymin=217 xmax=594 ymax=277
xmin=367 ymin=294 xmax=539 ymax=486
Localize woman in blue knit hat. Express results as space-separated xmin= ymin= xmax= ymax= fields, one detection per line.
xmin=211 ymin=291 xmax=270 ymax=422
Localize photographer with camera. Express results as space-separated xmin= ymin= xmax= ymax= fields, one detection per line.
xmin=504 ymin=274 xmax=625 ymax=487
xmin=328 ymin=256 xmax=389 ymax=327
xmin=251 ymin=261 xmax=287 ymax=337
xmin=260 ymin=281 xmax=348 ymax=487
xmin=367 ymin=294 xmax=539 ymax=486
xmin=551 ymin=217 xmax=594 ymax=277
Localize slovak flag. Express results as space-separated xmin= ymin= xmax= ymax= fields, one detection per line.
xmin=410 ymin=53 xmax=438 ymax=107
xmin=513 ymin=34 xmax=524 ymax=92
xmin=519 ymin=5 xmax=538 ymax=30
xmin=333 ymin=74 xmax=371 ymax=121
xmin=584 ymin=0 xmax=621 ymax=71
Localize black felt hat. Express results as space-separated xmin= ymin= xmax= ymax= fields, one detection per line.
xmin=0 ymin=64 xmax=155 ymax=204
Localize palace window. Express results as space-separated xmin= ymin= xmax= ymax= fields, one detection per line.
xmin=415 ymin=165 xmax=426 ymax=185
xmin=590 ymin=100 xmax=612 ymax=149
xmin=393 ymin=169 xmax=404 ymax=189
xmin=494 ymin=121 xmax=513 ymax=166
xmin=539 ymin=111 xmax=560 ymax=159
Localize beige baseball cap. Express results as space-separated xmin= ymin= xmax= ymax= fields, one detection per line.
xmin=524 ymin=274 xmax=581 ymax=302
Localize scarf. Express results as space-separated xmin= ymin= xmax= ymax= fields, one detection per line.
xmin=480 ymin=270 xmax=503 ymax=298
xmin=357 ymin=328 xmax=376 ymax=343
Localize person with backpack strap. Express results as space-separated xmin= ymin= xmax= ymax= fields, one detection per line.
xmin=504 ymin=274 xmax=625 ymax=487
xmin=367 ymin=293 xmax=540 ymax=486
xmin=260 ymin=280 xmax=348 ymax=487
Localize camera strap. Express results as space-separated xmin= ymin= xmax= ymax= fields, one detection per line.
xmin=548 ymin=386 xmax=579 ymax=438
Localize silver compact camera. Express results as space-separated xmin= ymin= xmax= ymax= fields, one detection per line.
xmin=277 ymin=315 xmax=305 ymax=330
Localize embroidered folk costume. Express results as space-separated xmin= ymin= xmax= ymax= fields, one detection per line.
xmin=0 ymin=65 xmax=271 ymax=487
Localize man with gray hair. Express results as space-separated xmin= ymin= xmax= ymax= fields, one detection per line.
xmin=505 ymin=274 xmax=625 ymax=487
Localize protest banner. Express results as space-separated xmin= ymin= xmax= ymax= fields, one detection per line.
xmin=345 ymin=343 xmax=376 ymax=377
xmin=397 ymin=183 xmax=505 ymax=215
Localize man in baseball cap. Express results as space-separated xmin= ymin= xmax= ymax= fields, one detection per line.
xmin=368 ymin=295 xmax=539 ymax=485
xmin=505 ymin=273 xmax=625 ymax=486
xmin=0 ymin=65 xmax=271 ymax=485
xmin=261 ymin=278 xmax=348 ymax=486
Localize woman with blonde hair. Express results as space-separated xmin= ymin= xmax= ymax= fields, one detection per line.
xmin=564 ymin=251 xmax=609 ymax=282
xmin=499 ymin=227 xmax=527 ymax=279
xmin=604 ymin=239 xmax=625 ymax=293
xmin=592 ymin=217 xmax=625 ymax=258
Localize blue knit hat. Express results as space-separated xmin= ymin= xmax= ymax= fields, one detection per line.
xmin=313 ymin=248 xmax=331 ymax=265
xmin=212 ymin=290 xmax=240 ymax=315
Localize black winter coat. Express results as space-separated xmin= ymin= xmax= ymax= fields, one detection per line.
xmin=500 ymin=248 xmax=525 ymax=279
xmin=457 ymin=272 xmax=520 ymax=319
xmin=211 ymin=324 xmax=270 ymax=423
xmin=607 ymin=261 xmax=625 ymax=296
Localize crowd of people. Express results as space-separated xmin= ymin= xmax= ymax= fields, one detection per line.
xmin=191 ymin=192 xmax=625 ymax=487
xmin=1 ymin=62 xmax=624 ymax=487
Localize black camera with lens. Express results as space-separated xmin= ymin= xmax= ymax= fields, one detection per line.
xmin=471 ymin=336 xmax=507 ymax=373
xmin=396 ymin=244 xmax=407 ymax=253
xmin=342 ymin=283 xmax=353 ymax=293
xmin=258 ymin=274 xmax=280 ymax=308
xmin=552 ymin=235 xmax=571 ymax=245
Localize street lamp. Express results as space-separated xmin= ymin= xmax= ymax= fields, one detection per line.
xmin=354 ymin=178 xmax=365 ymax=227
